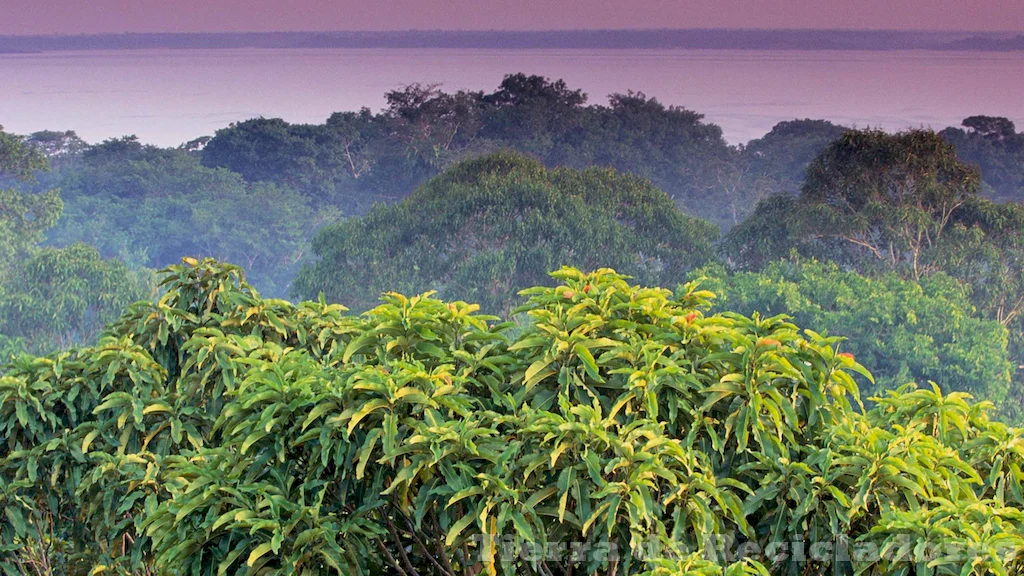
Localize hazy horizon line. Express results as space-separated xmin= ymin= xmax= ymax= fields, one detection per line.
xmin=2 ymin=27 xmax=1022 ymax=38
xmin=4 ymin=28 xmax=1023 ymax=54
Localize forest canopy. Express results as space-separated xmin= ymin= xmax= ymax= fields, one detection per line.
xmin=692 ymin=259 xmax=1014 ymax=413
xmin=2 ymin=72 xmax=1024 ymax=575
xmin=0 ymin=129 xmax=152 ymax=356
xmin=291 ymin=152 xmax=719 ymax=313
xmin=4 ymin=83 xmax=1024 ymax=421
xmin=32 ymin=135 xmax=331 ymax=296
xmin=1 ymin=260 xmax=1022 ymax=575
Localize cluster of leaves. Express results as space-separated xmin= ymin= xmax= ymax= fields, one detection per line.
xmin=691 ymin=259 xmax=1013 ymax=409
xmin=292 ymin=151 xmax=719 ymax=313
xmin=2 ymin=259 xmax=1022 ymax=575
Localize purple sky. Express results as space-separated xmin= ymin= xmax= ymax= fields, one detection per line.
xmin=3 ymin=0 xmax=1023 ymax=35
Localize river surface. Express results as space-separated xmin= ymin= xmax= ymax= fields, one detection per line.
xmin=2 ymin=48 xmax=1023 ymax=145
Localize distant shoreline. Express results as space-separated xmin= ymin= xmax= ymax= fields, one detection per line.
xmin=1 ymin=29 xmax=1023 ymax=53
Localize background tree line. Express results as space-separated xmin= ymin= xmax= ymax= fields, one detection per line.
xmin=0 ymin=129 xmax=152 ymax=356
xmin=2 ymin=74 xmax=1024 ymax=417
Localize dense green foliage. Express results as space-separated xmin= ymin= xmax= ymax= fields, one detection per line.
xmin=705 ymin=120 xmax=850 ymax=225
xmin=201 ymin=75 xmax=738 ymax=227
xmin=198 ymin=76 xmax=1022 ymax=229
xmin=0 ymin=243 xmax=152 ymax=354
xmin=4 ymin=73 xmax=1024 ymax=575
xmin=292 ymin=152 xmax=719 ymax=313
xmin=0 ymin=130 xmax=63 ymax=275
xmin=11 ymin=75 xmax=1022 ymax=304
xmin=0 ymin=130 xmax=150 ymax=357
xmin=0 ymin=187 xmax=63 ymax=277
xmin=0 ymin=128 xmax=49 ymax=182
xmin=12 ymin=108 xmax=1022 ymax=416
xmin=7 ymin=98 xmax=1024 ymax=408
xmin=727 ymin=129 xmax=981 ymax=276
xmin=728 ymin=130 xmax=1024 ymax=413
xmin=31 ymin=137 xmax=330 ymax=296
xmin=692 ymin=259 xmax=1014 ymax=411
xmin=737 ymin=120 xmax=848 ymax=197
xmin=2 ymin=260 xmax=1023 ymax=575
xmin=941 ymin=116 xmax=1024 ymax=203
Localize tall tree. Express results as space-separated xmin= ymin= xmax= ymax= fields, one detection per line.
xmin=25 ymin=130 xmax=88 ymax=170
xmin=728 ymin=129 xmax=982 ymax=278
xmin=0 ymin=127 xmax=62 ymax=275
xmin=739 ymin=118 xmax=848 ymax=196
xmin=292 ymin=151 xmax=719 ymax=312
xmin=46 ymin=137 xmax=330 ymax=295
xmin=941 ymin=116 xmax=1024 ymax=203
xmin=0 ymin=126 xmax=49 ymax=181
xmin=0 ymin=243 xmax=152 ymax=352
xmin=801 ymin=129 xmax=979 ymax=278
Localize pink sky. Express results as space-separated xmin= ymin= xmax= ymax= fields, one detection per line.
xmin=3 ymin=0 xmax=1023 ymax=35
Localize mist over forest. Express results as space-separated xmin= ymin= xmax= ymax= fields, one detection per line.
xmin=3 ymin=70 xmax=1024 ymax=574
xmin=8 ymin=74 xmax=1024 ymax=296
xmin=3 ymin=29 xmax=1024 ymax=52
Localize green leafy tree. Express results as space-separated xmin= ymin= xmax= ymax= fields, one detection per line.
xmin=200 ymin=75 xmax=736 ymax=225
xmin=554 ymin=91 xmax=736 ymax=226
xmin=479 ymin=73 xmax=587 ymax=158
xmin=942 ymin=198 xmax=1024 ymax=328
xmin=0 ymin=128 xmax=63 ymax=274
xmin=0 ymin=127 xmax=49 ymax=182
xmin=0 ymin=129 xmax=152 ymax=363
xmin=24 ymin=130 xmax=88 ymax=171
xmin=0 ymin=189 xmax=62 ymax=277
xmin=2 ymin=260 xmax=1022 ymax=575
xmin=962 ymin=115 xmax=1018 ymax=139
xmin=794 ymin=130 xmax=976 ymax=277
xmin=291 ymin=151 xmax=720 ymax=312
xmin=0 ymin=243 xmax=153 ymax=353
xmin=200 ymin=118 xmax=366 ymax=207
xmin=727 ymin=130 xmax=1024 ymax=406
xmin=692 ymin=259 xmax=1014 ymax=409
xmin=729 ymin=129 xmax=982 ymax=276
xmin=739 ymin=119 xmax=848 ymax=195
xmin=384 ymin=84 xmax=487 ymax=163
xmin=942 ymin=116 xmax=1024 ymax=203
xmin=684 ymin=119 xmax=848 ymax=229
xmin=44 ymin=137 xmax=330 ymax=295
xmin=0 ymin=128 xmax=61 ymax=274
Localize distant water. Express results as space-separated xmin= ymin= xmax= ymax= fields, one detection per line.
xmin=2 ymin=48 xmax=1023 ymax=146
